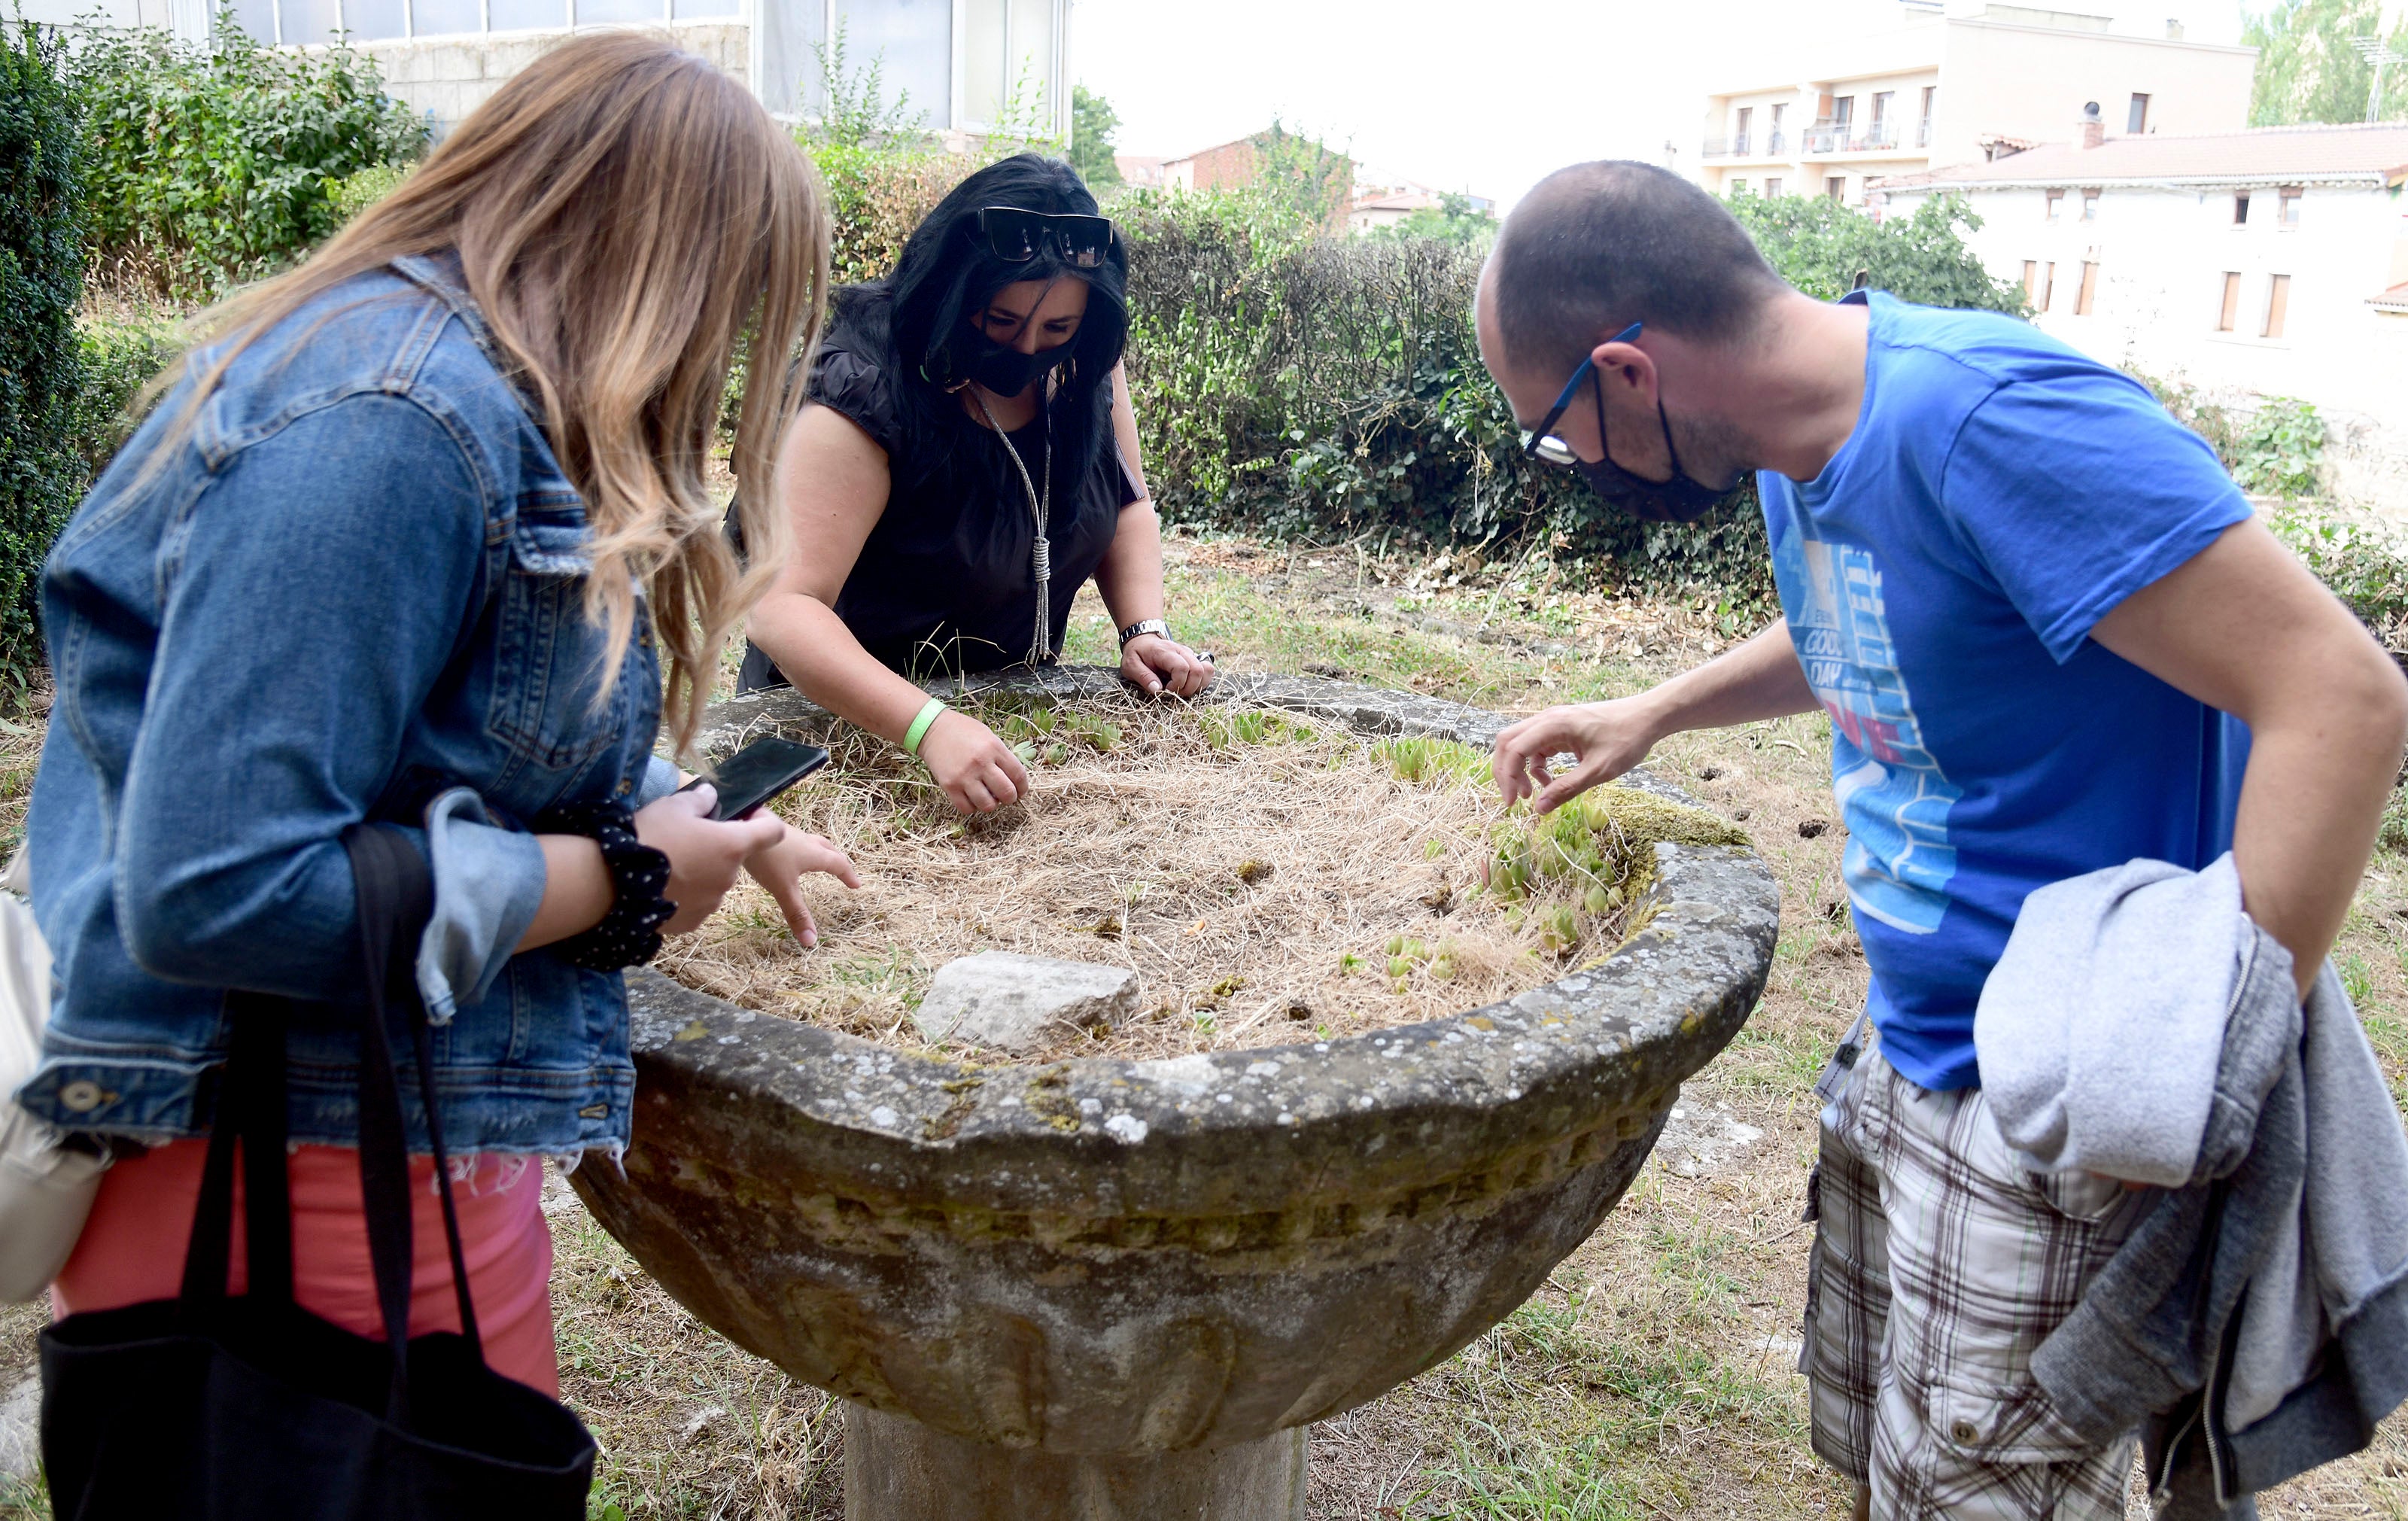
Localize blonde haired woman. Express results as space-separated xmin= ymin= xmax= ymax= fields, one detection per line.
xmin=15 ymin=33 xmax=853 ymax=1394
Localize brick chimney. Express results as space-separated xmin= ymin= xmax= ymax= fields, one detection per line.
xmin=2079 ymin=100 xmax=2105 ymax=149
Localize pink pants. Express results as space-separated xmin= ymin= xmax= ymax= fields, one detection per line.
xmin=52 ymin=1139 xmax=559 ymax=1396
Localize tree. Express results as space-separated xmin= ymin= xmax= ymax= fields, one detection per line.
xmin=1728 ymin=192 xmax=2025 ymax=315
xmin=1252 ymin=120 xmax=1354 ymax=230
xmin=1367 ymin=190 xmax=1497 ymax=248
xmin=2244 ymin=0 xmax=2408 ymax=126
xmin=1069 ymin=84 xmax=1120 ymax=187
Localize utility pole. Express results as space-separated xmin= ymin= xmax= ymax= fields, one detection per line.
xmin=2351 ymin=34 xmax=2407 ymax=123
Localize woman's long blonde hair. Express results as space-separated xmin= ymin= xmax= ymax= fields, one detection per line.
xmin=148 ymin=32 xmax=827 ymax=755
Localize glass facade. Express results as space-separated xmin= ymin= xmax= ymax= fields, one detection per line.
xmin=228 ymin=0 xmax=738 ymax=44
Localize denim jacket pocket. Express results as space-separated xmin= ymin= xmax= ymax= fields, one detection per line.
xmin=485 ymin=502 xmax=628 ymax=773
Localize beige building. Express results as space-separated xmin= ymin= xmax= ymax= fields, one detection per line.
xmin=1876 ymin=124 xmax=2408 ymax=513
xmin=1698 ymin=3 xmax=2256 ymax=208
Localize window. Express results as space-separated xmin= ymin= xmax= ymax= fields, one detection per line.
xmin=1919 ymin=85 xmax=1937 ymax=145
xmin=223 ymin=0 xmax=739 ymax=43
xmin=1737 ymin=105 xmax=1753 ymax=148
xmin=2262 ymin=273 xmax=2290 ymax=339
xmin=1832 ymin=95 xmax=1855 ymax=133
xmin=1871 ymin=90 xmax=1894 ymax=144
xmin=2075 ymin=260 xmax=2099 ymax=315
xmin=2080 ymin=190 xmax=2099 ymax=222
xmin=2233 ymin=194 xmax=2251 ymax=226
xmin=1827 ymin=175 xmax=1847 ymax=201
xmin=2022 ymin=260 xmax=2039 ymax=303
xmin=2127 ymin=93 xmax=2151 ymax=134
xmin=2040 ymin=261 xmax=2056 ymax=311
xmin=1765 ymin=177 xmax=1783 ymax=197
xmin=2217 ymin=271 xmax=2242 ymax=331
xmin=2279 ymin=187 xmax=2301 ymax=227
xmin=2045 ymin=189 xmax=2064 ymax=222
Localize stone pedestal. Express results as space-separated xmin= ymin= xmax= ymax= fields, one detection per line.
xmin=575 ymin=671 xmax=1782 ymax=1514
xmin=843 ymin=1404 xmax=1306 ymax=1521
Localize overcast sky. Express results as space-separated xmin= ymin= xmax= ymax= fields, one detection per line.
xmin=1070 ymin=0 xmax=2255 ymax=211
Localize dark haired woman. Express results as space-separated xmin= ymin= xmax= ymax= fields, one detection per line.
xmin=742 ymin=154 xmax=1212 ymax=816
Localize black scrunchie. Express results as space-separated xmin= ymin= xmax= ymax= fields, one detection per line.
xmin=539 ymin=801 xmax=674 ymax=971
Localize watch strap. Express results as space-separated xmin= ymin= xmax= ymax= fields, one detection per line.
xmin=1117 ymin=618 xmax=1170 ymax=648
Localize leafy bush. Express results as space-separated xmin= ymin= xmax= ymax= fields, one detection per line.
xmin=69 ymin=309 xmax=181 ymax=478
xmin=1730 ymin=191 xmax=2026 ymax=313
xmin=2230 ymin=397 xmax=2327 ymax=498
xmin=69 ymin=18 xmax=424 ymax=297
xmin=2267 ymin=505 xmax=2408 ymax=645
xmin=1 ymin=18 xmax=85 ymax=702
xmin=1115 ymin=187 xmax=1777 ymax=615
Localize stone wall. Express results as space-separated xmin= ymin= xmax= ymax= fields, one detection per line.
xmin=352 ymin=21 xmax=747 ymax=133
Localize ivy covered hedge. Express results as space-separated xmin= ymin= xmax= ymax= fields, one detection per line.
xmin=2 ymin=20 xmax=86 ymax=700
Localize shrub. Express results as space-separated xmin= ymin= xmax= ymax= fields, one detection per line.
xmin=1115 ymin=187 xmax=1776 ymax=616
xmin=1731 ymin=191 xmax=2026 ymax=314
xmin=69 ymin=309 xmax=181 ymax=478
xmin=2230 ymin=397 xmax=2327 ymax=498
xmin=69 ymin=18 xmax=425 ymax=297
xmin=1 ymin=18 xmax=85 ymax=702
xmin=2267 ymin=505 xmax=2408 ymax=645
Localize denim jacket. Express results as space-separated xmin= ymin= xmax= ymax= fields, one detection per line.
xmin=17 ymin=254 xmax=660 ymax=1157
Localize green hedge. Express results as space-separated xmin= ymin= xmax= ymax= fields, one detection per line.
xmin=2 ymin=19 xmax=85 ymax=701
xmin=70 ymin=19 xmax=424 ymax=297
xmin=1116 ymin=190 xmax=1777 ymax=623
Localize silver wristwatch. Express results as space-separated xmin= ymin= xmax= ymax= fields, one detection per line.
xmin=1117 ymin=618 xmax=1170 ymax=648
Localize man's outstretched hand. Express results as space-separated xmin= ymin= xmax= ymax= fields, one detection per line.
xmin=1491 ymin=698 xmax=1663 ymax=814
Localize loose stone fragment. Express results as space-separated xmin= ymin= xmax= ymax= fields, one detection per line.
xmin=912 ymin=951 xmax=1138 ymax=1054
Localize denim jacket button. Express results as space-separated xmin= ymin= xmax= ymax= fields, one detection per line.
xmin=59 ymin=1079 xmax=104 ymax=1112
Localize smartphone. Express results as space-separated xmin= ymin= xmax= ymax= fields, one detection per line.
xmin=677 ymin=736 xmax=829 ymax=821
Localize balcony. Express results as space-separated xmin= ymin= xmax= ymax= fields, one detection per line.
xmin=1701 ymin=132 xmax=1756 ymax=159
xmin=1803 ymin=120 xmax=1905 ymax=155
xmin=1701 ymin=136 xmax=1733 ymax=158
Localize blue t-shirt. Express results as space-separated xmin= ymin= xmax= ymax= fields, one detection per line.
xmin=1759 ymin=291 xmax=2252 ymax=1091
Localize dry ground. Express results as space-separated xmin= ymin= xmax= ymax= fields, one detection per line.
xmin=3 ymin=533 xmax=2403 ymax=1520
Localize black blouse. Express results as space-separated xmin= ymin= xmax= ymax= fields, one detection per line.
xmin=738 ymin=295 xmax=1141 ymax=692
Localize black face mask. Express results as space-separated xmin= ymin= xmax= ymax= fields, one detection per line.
xmin=1573 ymin=385 xmax=1728 ymax=525
xmin=965 ymin=336 xmax=1074 ymax=398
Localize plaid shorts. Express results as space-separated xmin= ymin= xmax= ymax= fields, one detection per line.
xmin=1801 ymin=1037 xmax=2151 ymax=1519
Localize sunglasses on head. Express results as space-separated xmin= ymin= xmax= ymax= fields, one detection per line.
xmin=975 ymin=206 xmax=1116 ymax=269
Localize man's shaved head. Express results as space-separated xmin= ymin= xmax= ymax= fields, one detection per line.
xmin=1491 ymin=160 xmax=1786 ymax=382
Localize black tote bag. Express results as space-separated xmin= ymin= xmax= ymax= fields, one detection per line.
xmin=38 ymin=824 xmax=596 ymax=1519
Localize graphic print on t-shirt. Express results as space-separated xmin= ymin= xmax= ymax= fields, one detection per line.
xmin=1771 ymin=519 xmax=1961 ymax=934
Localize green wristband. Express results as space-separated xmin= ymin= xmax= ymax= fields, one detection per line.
xmin=902 ymin=697 xmax=947 ymax=759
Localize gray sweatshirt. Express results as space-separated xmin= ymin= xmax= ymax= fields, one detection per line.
xmin=1974 ymin=855 xmax=2408 ymax=1515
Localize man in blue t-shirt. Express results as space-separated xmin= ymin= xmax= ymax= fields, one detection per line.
xmin=1476 ymin=162 xmax=2407 ymax=1517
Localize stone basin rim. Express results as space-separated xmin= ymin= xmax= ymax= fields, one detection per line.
xmin=633 ymin=667 xmax=1782 ymax=1157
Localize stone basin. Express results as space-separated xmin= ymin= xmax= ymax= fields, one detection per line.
xmin=572 ymin=668 xmax=1780 ymax=1519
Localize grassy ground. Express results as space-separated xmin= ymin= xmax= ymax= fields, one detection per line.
xmin=3 ymin=532 xmax=2404 ymax=1519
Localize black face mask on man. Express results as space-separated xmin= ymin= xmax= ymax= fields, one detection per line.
xmin=1522 ymin=321 xmax=1730 ymax=525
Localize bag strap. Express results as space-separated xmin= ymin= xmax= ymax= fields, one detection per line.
xmin=172 ymin=826 xmax=487 ymax=1419
xmin=175 ymin=993 xmax=291 ymax=1311
xmin=343 ymin=824 xmax=485 ymax=1408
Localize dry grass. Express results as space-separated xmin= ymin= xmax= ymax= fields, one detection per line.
xmin=658 ymin=697 xmax=1733 ymax=1063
